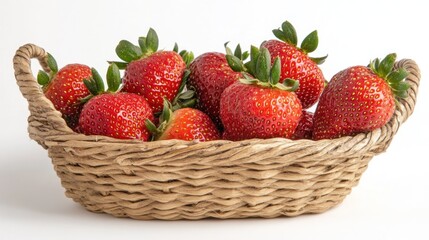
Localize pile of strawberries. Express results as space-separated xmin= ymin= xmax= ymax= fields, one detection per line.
xmin=38 ymin=20 xmax=410 ymax=142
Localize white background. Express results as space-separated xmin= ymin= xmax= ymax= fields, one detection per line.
xmin=1 ymin=0 xmax=428 ymax=239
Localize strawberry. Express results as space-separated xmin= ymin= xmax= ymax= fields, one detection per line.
xmin=220 ymin=46 xmax=302 ymax=140
xmin=145 ymin=99 xmax=220 ymax=141
xmin=261 ymin=20 xmax=327 ymax=109
xmin=312 ymin=53 xmax=409 ymax=140
xmin=113 ymin=28 xmax=193 ymax=113
xmin=291 ymin=110 xmax=314 ymax=140
xmin=187 ymin=45 xmax=244 ymax=129
xmin=37 ymin=53 xmax=91 ymax=129
xmin=78 ymin=64 xmax=154 ymax=140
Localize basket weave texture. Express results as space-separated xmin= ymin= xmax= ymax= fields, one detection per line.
xmin=13 ymin=44 xmax=420 ymax=220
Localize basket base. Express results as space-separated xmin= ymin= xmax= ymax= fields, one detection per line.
xmin=48 ymin=142 xmax=371 ymax=220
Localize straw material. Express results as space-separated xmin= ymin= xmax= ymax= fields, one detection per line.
xmin=13 ymin=44 xmax=420 ymax=220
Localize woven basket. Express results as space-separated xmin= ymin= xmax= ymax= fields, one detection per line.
xmin=13 ymin=44 xmax=420 ymax=220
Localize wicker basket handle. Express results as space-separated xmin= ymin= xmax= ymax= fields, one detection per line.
xmin=13 ymin=44 xmax=73 ymax=149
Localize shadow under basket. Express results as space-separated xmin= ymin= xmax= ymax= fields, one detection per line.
xmin=13 ymin=44 xmax=421 ymax=220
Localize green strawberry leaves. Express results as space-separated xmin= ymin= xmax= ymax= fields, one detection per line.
xmin=116 ymin=40 xmax=143 ymax=63
xmin=273 ymin=21 xmax=297 ymax=46
xmin=234 ymin=44 xmax=247 ymax=60
xmin=140 ymin=28 xmax=159 ymax=54
xmin=272 ymin=20 xmax=327 ymax=65
xmin=255 ymin=47 xmax=271 ymax=82
xmin=107 ymin=61 xmax=128 ymax=70
xmin=173 ymin=43 xmax=179 ymax=53
xmin=244 ymin=45 xmax=260 ymax=76
xmin=83 ymin=63 xmax=121 ymax=101
xmin=224 ymin=42 xmax=249 ymax=72
xmin=84 ymin=68 xmax=104 ymax=96
xmin=144 ymin=119 xmax=159 ymax=136
xmin=387 ymin=68 xmax=409 ymax=84
xmin=114 ymin=28 xmax=161 ymax=66
xmin=309 ymin=55 xmax=328 ymax=65
xmin=145 ymin=98 xmax=174 ymax=140
xmin=113 ymin=28 xmax=194 ymax=70
xmin=301 ymin=30 xmax=318 ymax=53
xmin=173 ymin=43 xmax=195 ymax=67
xmin=37 ymin=52 xmax=59 ymax=88
xmin=37 ymin=70 xmax=50 ymax=86
xmin=225 ymin=42 xmax=249 ymax=61
xmin=226 ymin=54 xmax=246 ymax=72
xmin=46 ymin=53 xmax=58 ymax=74
xmin=106 ymin=63 xmax=121 ymax=93
xmin=282 ymin=79 xmax=300 ymax=92
xmin=270 ymin=57 xmax=281 ymax=85
xmin=171 ymin=69 xmax=196 ymax=111
xmin=226 ymin=45 xmax=299 ymax=92
xmin=370 ymin=53 xmax=410 ymax=99
xmin=376 ymin=53 xmax=396 ymax=78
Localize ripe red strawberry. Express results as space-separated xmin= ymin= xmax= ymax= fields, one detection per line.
xmin=146 ymin=100 xmax=220 ymax=141
xmin=187 ymin=49 xmax=243 ymax=129
xmin=292 ymin=110 xmax=314 ymax=140
xmin=261 ymin=20 xmax=327 ymax=109
xmin=113 ymin=28 xmax=191 ymax=113
xmin=37 ymin=53 xmax=91 ymax=129
xmin=220 ymin=47 xmax=302 ymax=140
xmin=312 ymin=53 xmax=409 ymax=140
xmin=80 ymin=93 xmax=154 ymax=140
xmin=78 ymin=64 xmax=154 ymax=140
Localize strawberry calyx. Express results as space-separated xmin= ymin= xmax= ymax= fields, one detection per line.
xmin=144 ymin=98 xmax=175 ymax=140
xmin=111 ymin=28 xmax=194 ymax=69
xmin=226 ymin=46 xmax=299 ymax=92
xmin=37 ymin=52 xmax=59 ymax=90
xmin=272 ymin=20 xmax=327 ymax=65
xmin=119 ymin=28 xmax=158 ymax=61
xmin=224 ymin=42 xmax=249 ymax=62
xmin=171 ymin=69 xmax=196 ymax=110
xmin=173 ymin=43 xmax=195 ymax=67
xmin=81 ymin=63 xmax=121 ymax=103
xmin=369 ymin=53 xmax=410 ymax=99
